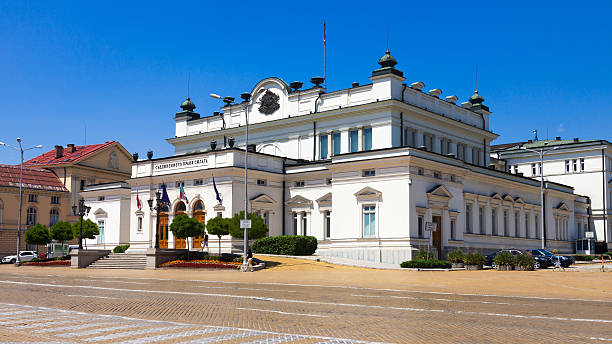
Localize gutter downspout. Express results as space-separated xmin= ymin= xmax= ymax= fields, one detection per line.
xmin=603 ymin=149 xmax=608 ymax=244
xmin=313 ymin=121 xmax=317 ymax=161
xmin=282 ymin=158 xmax=286 ymax=236
xmin=400 ymin=83 xmax=407 ymax=148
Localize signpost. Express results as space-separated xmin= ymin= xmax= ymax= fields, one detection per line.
xmin=585 ymin=232 xmax=594 ymax=253
xmin=240 ymin=219 xmax=252 ymax=229
xmin=424 ymin=222 xmax=437 ymax=260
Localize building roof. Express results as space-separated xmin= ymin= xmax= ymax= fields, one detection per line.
xmin=24 ymin=141 xmax=116 ymax=166
xmin=490 ymin=142 xmax=527 ymax=151
xmin=0 ymin=165 xmax=68 ymax=192
xmin=492 ymin=139 xmax=609 ymax=152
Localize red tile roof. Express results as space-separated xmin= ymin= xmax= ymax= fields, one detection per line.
xmin=0 ymin=165 xmax=68 ymax=192
xmin=24 ymin=141 xmax=116 ymax=166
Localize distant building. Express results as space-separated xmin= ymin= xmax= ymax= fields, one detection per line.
xmin=492 ymin=138 xmax=611 ymax=250
xmin=0 ymin=165 xmax=70 ymax=256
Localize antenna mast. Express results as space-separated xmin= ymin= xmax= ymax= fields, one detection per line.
xmin=323 ymin=20 xmax=327 ymax=89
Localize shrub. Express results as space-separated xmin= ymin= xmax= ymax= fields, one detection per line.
xmin=113 ymin=244 xmax=130 ymax=253
xmin=228 ymin=211 xmax=268 ymax=241
xmin=25 ymin=224 xmax=51 ymax=253
xmin=446 ymin=250 xmax=464 ymax=263
xmin=573 ymin=254 xmax=595 ymax=261
xmin=514 ymin=254 xmax=536 ymax=270
xmin=400 ymin=259 xmax=452 ymax=269
xmin=414 ymin=250 xmax=435 ymax=260
xmin=251 ymin=235 xmax=317 ymax=256
xmin=493 ymin=251 xmax=515 ymax=266
xmin=50 ymin=221 xmax=74 ymax=247
xmin=464 ymin=252 xmax=486 ymax=265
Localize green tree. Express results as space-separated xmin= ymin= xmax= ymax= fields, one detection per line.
xmin=228 ymin=211 xmax=268 ymax=244
xmin=24 ymin=223 xmax=51 ymax=254
xmin=169 ymin=214 xmax=205 ymax=259
xmin=206 ymin=217 xmax=231 ymax=256
xmin=50 ymin=221 xmax=74 ymax=254
xmin=71 ymin=219 xmax=99 ymax=249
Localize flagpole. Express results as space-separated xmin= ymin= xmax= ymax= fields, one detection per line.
xmin=323 ymin=20 xmax=327 ymax=90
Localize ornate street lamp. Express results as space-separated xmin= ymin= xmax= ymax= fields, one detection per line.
xmin=147 ymin=191 xmax=162 ymax=249
xmin=72 ymin=199 xmax=91 ymax=250
xmin=0 ymin=138 xmax=42 ymax=266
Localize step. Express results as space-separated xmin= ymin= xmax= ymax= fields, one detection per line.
xmin=86 ymin=253 xmax=149 ymax=269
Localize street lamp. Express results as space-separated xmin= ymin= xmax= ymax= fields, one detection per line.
xmin=520 ymin=144 xmax=559 ymax=249
xmin=210 ymin=92 xmax=252 ymax=269
xmin=0 ymin=138 xmax=43 ymax=266
xmin=147 ymin=191 xmax=162 ymax=249
xmin=72 ymin=199 xmax=91 ymax=250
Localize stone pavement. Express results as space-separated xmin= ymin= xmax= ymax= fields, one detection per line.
xmin=0 ymin=257 xmax=610 ymax=343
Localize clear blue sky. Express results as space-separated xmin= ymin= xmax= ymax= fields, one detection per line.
xmin=1 ymin=1 xmax=611 ymax=164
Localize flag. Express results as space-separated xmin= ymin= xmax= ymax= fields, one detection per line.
xmin=160 ymin=184 xmax=170 ymax=205
xmin=213 ymin=177 xmax=222 ymax=205
xmin=179 ymin=183 xmax=189 ymax=204
xmin=136 ymin=190 xmax=142 ymax=210
xmin=323 ymin=20 xmax=326 ymax=46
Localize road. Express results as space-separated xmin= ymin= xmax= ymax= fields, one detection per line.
xmin=0 ymin=259 xmax=610 ymax=343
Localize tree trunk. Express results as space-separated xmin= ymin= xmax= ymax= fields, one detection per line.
xmin=187 ymin=237 xmax=190 ymax=261
xmin=218 ymin=236 xmax=222 ymax=257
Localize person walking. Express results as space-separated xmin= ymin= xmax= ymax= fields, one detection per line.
xmin=202 ymin=231 xmax=209 ymax=253
xmin=246 ymin=248 xmax=254 ymax=272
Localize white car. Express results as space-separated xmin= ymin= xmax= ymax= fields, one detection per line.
xmin=2 ymin=251 xmax=38 ymax=264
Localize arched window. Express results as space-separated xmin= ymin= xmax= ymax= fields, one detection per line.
xmin=49 ymin=208 xmax=59 ymax=226
xmin=26 ymin=207 xmax=37 ymax=226
xmin=175 ymin=202 xmax=186 ymax=213
xmin=160 ymin=204 xmax=169 ymax=213
xmin=193 ymin=201 xmax=204 ymax=212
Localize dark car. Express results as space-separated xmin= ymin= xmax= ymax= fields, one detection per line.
xmin=486 ymin=249 xmax=549 ymax=269
xmin=527 ymin=249 xmax=574 ymax=268
xmin=521 ymin=250 xmax=553 ymax=268
xmin=485 ymin=249 xmax=523 ymax=268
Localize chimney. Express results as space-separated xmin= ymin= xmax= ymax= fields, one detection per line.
xmin=54 ymin=145 xmax=64 ymax=159
xmin=66 ymin=143 xmax=76 ymax=153
xmin=573 ymin=137 xmax=579 ymax=142
xmin=429 ymin=89 xmax=442 ymax=98
xmin=527 ymin=139 xmax=533 ymax=143
xmin=352 ymin=82 xmax=360 ymax=88
xmin=555 ymin=136 xmax=561 ymax=140
xmin=410 ymin=82 xmax=425 ymax=91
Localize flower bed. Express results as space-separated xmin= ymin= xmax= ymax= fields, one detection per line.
xmin=160 ymin=259 xmax=242 ymax=269
xmin=23 ymin=260 xmax=70 ymax=266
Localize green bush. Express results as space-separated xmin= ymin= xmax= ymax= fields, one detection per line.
xmin=414 ymin=250 xmax=435 ymax=260
xmin=400 ymin=259 xmax=452 ymax=269
xmin=446 ymin=250 xmax=464 ymax=263
xmin=113 ymin=244 xmax=130 ymax=253
xmin=464 ymin=252 xmax=486 ymax=265
xmin=514 ymin=254 xmax=536 ymax=270
xmin=493 ymin=251 xmax=515 ymax=266
xmin=251 ymin=235 xmax=317 ymax=256
xmin=573 ymin=254 xmax=595 ymax=261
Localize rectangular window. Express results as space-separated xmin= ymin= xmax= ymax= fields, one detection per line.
xmin=138 ymin=217 xmax=143 ymax=230
xmin=572 ymin=159 xmax=577 ymax=172
xmin=531 ymin=163 xmax=537 ymax=176
xmin=363 ymin=205 xmax=376 ymax=237
xmin=216 ymin=212 xmax=222 ymax=217
xmin=515 ymin=212 xmax=520 ymax=237
xmin=565 ymin=160 xmax=570 ymax=173
xmin=363 ymin=127 xmax=372 ymax=151
xmin=433 ymin=171 xmax=441 ymax=179
xmin=292 ymin=212 xmax=298 ymax=234
xmin=301 ymin=212 xmax=308 ymax=235
xmin=28 ymin=194 xmax=37 ymax=203
xmin=332 ymin=132 xmax=341 ymax=155
xmin=362 ymin=169 xmax=375 ymax=177
xmin=257 ymin=179 xmax=267 ymax=186
xmin=450 ymin=220 xmax=456 ymax=240
xmin=403 ymin=128 xmax=415 ymax=147
xmin=503 ymin=210 xmax=509 ymax=236
xmin=320 ymin=134 xmax=328 ymax=159
xmin=50 ymin=196 xmax=60 ymax=204
xmin=441 ymin=139 xmax=447 ymax=155
xmin=465 ymin=204 xmax=472 ymax=234
xmin=492 ymin=208 xmax=497 ymax=235
xmin=194 ymin=179 xmax=203 ymax=186
xmin=294 ymin=181 xmax=304 ymax=188
xmin=539 ymin=162 xmax=542 ymax=175
xmin=424 ymin=134 xmax=433 ymax=152
xmin=457 ymin=144 xmax=464 ymax=161
xmin=97 ymin=220 xmax=105 ymax=244
xmin=325 ymin=211 xmax=331 ymax=238
xmin=349 ymin=130 xmax=359 ymax=152
xmin=418 ymin=168 xmax=424 ymax=176
xmin=418 ymin=216 xmax=424 ymax=237
xmin=580 ymin=158 xmax=585 ymax=171
xmin=525 ymin=214 xmax=529 ymax=238
xmin=98 ymin=196 xmax=105 ymax=201
xmin=479 ymin=206 xmax=484 ymax=234
xmin=512 ymin=165 xmax=518 ymax=174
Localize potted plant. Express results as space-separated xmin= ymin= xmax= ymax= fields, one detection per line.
xmin=464 ymin=251 xmax=486 ymax=270
xmin=514 ymin=254 xmax=536 ymax=271
xmin=447 ymin=249 xmax=465 ymax=268
xmin=493 ymin=251 xmax=515 ymax=271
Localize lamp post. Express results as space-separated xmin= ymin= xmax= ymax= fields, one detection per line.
xmin=0 ymin=138 xmax=43 ymax=267
xmin=520 ymin=144 xmax=559 ymax=249
xmin=147 ymin=191 xmax=162 ymax=249
xmin=210 ymin=92 xmax=253 ymax=268
xmin=72 ymin=199 xmax=91 ymax=250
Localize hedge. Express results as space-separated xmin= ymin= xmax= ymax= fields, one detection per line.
xmin=251 ymin=235 xmax=317 ymax=256
xmin=113 ymin=244 xmax=130 ymax=253
xmin=400 ymin=259 xmax=452 ymax=269
xmin=573 ymin=254 xmax=595 ymax=261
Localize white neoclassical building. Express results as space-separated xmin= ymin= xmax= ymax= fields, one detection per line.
xmin=83 ymin=51 xmax=590 ymax=263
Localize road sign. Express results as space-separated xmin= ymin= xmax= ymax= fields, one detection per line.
xmin=240 ymin=219 xmax=252 ymax=229
xmin=585 ymin=231 xmax=594 ymax=238
xmin=425 ymin=222 xmax=437 ymax=232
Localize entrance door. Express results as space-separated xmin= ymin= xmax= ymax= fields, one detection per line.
xmin=158 ymin=213 xmax=169 ymax=249
xmin=193 ymin=211 xmax=206 ymax=249
xmin=432 ymin=216 xmax=442 ymax=259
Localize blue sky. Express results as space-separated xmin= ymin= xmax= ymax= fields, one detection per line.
xmin=1 ymin=1 xmax=611 ymax=164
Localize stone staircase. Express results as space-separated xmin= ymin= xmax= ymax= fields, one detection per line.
xmin=88 ymin=253 xmax=147 ymax=269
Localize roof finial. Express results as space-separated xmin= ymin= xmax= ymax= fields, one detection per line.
xmin=475 ymin=64 xmax=478 ymax=93
xmin=386 ymin=22 xmax=389 ymax=53
xmin=187 ymin=72 xmax=190 ymax=99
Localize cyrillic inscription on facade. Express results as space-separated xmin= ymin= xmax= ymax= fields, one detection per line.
xmin=154 ymin=158 xmax=208 ymax=171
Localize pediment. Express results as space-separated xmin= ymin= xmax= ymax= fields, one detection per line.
xmin=286 ymin=195 xmax=313 ymax=208
xmin=557 ymin=202 xmax=570 ymax=211
xmin=93 ymin=208 xmax=107 ymax=217
xmin=354 ymin=186 xmax=382 ymax=201
xmin=426 ymin=185 xmax=453 ymax=199
xmin=250 ymin=194 xmax=276 ymax=205
xmin=514 ymin=197 xmax=525 ymax=204
xmin=316 ymin=192 xmax=332 ymax=207
xmin=503 ymin=194 xmax=515 ymax=202
xmin=490 ymin=193 xmax=503 ymax=201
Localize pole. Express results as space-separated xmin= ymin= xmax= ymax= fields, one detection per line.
xmin=15 ymin=144 xmax=23 ymax=267
xmin=155 ymin=200 xmax=160 ymax=249
xmin=78 ymin=202 xmax=83 ymax=250
xmin=540 ymin=149 xmax=545 ymax=249
xmin=243 ymin=103 xmax=249 ymax=266
xmin=323 ymin=20 xmax=327 ymax=90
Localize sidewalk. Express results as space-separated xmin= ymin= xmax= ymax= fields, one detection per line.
xmin=255 ymin=253 xmax=404 ymax=270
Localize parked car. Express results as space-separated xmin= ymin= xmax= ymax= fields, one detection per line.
xmin=485 ymin=249 xmax=549 ymax=269
xmin=521 ymin=250 xmax=553 ymax=269
xmin=38 ymin=253 xmax=47 ymax=260
xmin=485 ymin=249 xmax=523 ymax=268
xmin=527 ymin=249 xmax=574 ymax=268
xmin=2 ymin=251 xmax=38 ymax=264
